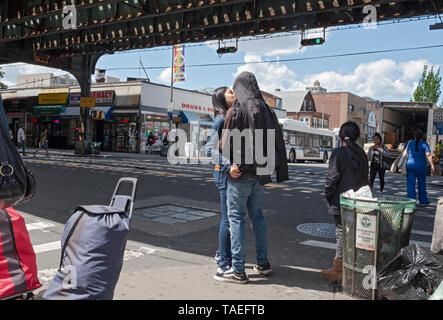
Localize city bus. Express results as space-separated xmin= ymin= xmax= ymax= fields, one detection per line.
xmin=279 ymin=118 xmax=334 ymax=163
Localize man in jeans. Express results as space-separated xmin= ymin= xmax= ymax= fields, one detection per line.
xmin=217 ymin=72 xmax=288 ymax=284
xmin=17 ymin=123 xmax=26 ymax=156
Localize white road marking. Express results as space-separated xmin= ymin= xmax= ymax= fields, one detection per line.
xmin=33 ymin=241 xmax=61 ymax=254
xmin=26 ymin=222 xmax=55 ymax=231
xmin=300 ymin=240 xmax=336 ymax=250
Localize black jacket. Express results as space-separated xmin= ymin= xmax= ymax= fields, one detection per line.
xmin=325 ymin=146 xmax=369 ymax=209
xmin=221 ymin=72 xmax=289 ymax=185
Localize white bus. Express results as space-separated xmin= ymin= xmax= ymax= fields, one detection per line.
xmin=279 ymin=118 xmax=334 ymax=163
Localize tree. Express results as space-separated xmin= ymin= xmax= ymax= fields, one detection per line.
xmin=413 ymin=65 xmax=441 ymax=104
xmin=0 ymin=68 xmax=7 ymax=89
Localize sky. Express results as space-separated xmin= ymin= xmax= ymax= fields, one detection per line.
xmin=1 ymin=17 xmax=443 ymax=104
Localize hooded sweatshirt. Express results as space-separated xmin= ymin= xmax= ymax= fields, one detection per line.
xmin=220 ymin=71 xmax=289 ymax=185
xmin=325 ymin=146 xmax=369 ymax=210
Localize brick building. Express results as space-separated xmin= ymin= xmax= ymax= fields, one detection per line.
xmin=309 ymin=81 xmax=370 ymax=145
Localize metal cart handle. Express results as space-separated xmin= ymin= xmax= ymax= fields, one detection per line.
xmin=110 ymin=177 xmax=138 ymax=218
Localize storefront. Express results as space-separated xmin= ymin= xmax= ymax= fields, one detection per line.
xmin=69 ymin=91 xmax=115 ymax=151
xmin=3 ymin=96 xmax=37 ymax=147
xmin=112 ymin=109 xmax=139 ymax=153
xmin=140 ymin=82 xmax=214 ymax=154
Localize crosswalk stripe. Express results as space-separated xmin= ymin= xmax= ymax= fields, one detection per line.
xmin=301 ymin=239 xmax=432 ymax=250
xmin=26 ymin=222 xmax=55 ymax=231
xmin=300 ymin=240 xmax=336 ymax=250
xmin=33 ymin=241 xmax=61 ymax=254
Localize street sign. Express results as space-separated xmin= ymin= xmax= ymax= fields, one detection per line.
xmin=167 ymin=102 xmax=174 ymax=112
xmin=80 ymin=97 xmax=95 ymax=108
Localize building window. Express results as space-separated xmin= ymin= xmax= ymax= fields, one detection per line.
xmin=348 ymin=104 xmax=354 ymax=114
xmin=313 ymin=118 xmax=318 ymax=128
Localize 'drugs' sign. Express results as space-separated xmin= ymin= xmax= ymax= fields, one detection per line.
xmin=356 ymin=214 xmax=377 ymax=251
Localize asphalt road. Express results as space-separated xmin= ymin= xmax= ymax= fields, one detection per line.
xmin=13 ymin=151 xmax=440 ymax=299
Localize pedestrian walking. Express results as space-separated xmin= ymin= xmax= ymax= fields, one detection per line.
xmin=405 ymin=129 xmax=435 ymax=206
xmin=39 ymin=128 xmax=49 ymax=157
xmin=368 ymin=132 xmax=388 ymax=193
xmin=322 ymin=122 xmax=369 ymax=282
xmin=9 ymin=130 xmax=13 ymax=142
xmin=205 ymin=86 xmax=237 ymax=280
xmin=217 ymin=72 xmax=288 ymax=284
xmin=17 ymin=123 xmax=26 ymax=156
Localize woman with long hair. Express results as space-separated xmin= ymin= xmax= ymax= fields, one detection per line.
xmin=406 ymin=128 xmax=435 ymax=206
xmin=368 ymin=132 xmax=388 ymax=193
xmin=322 ymin=121 xmax=369 ymax=281
xmin=205 ymin=86 xmax=238 ymax=280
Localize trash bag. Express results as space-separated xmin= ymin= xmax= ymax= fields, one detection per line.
xmin=377 ymin=244 xmax=443 ymax=300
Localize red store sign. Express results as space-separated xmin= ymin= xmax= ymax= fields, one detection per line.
xmin=181 ymin=103 xmax=213 ymax=113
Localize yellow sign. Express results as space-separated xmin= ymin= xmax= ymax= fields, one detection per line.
xmin=80 ymin=97 xmax=96 ymax=108
xmin=38 ymin=93 xmax=67 ymax=105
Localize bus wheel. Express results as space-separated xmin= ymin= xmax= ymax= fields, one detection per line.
xmin=289 ymin=150 xmax=296 ymax=163
xmin=323 ymin=152 xmax=328 ymax=163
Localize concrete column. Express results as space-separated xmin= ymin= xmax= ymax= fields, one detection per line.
xmin=431 ymin=197 xmax=443 ymax=254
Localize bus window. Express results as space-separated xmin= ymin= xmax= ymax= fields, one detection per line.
xmin=321 ymin=136 xmax=332 ymax=148
xmin=295 ymin=132 xmax=305 ymax=146
xmin=312 ymin=135 xmax=320 ymax=147
xmin=304 ymin=133 xmax=310 ymax=147
xmin=283 ymin=130 xmax=288 ymax=144
xmin=289 ymin=133 xmax=296 ymax=146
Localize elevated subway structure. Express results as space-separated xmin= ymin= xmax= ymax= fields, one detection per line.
xmin=0 ymin=0 xmax=442 ymax=150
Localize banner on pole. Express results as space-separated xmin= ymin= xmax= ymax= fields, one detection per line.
xmin=173 ymin=45 xmax=186 ymax=83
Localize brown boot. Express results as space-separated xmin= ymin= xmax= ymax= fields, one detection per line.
xmin=320 ymin=257 xmax=342 ymax=282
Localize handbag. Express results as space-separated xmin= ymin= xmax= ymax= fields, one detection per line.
xmin=391 ymin=141 xmax=410 ymax=176
xmin=0 ymin=103 xmax=36 ymax=209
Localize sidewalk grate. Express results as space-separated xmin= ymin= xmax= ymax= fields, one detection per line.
xmin=133 ymin=204 xmax=218 ymax=225
xmin=297 ymin=223 xmax=336 ymax=238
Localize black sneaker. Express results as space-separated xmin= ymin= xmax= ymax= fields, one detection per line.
xmin=214 ymin=267 xmax=249 ymax=284
xmin=254 ymin=262 xmax=272 ymax=275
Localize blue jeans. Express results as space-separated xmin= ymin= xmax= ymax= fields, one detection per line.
xmin=217 ymin=188 xmax=232 ymax=268
xmin=17 ymin=142 xmax=26 ymax=154
xmin=407 ymin=165 xmax=429 ymax=204
xmin=227 ymin=176 xmax=268 ymax=273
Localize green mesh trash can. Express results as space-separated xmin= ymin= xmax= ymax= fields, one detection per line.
xmin=339 ymin=195 xmax=416 ymax=300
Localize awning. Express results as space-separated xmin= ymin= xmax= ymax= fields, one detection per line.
xmin=33 ymin=105 xmax=66 ymax=116
xmin=112 ymin=108 xmax=139 ymax=114
xmin=180 ymin=111 xmax=214 ymax=127
xmin=60 ymin=107 xmax=80 ymax=118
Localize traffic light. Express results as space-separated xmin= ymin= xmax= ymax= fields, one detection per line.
xmin=300 ymin=37 xmax=325 ymax=46
xmin=216 ymin=46 xmax=238 ymax=55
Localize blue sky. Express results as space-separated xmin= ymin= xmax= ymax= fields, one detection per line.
xmin=2 ymin=17 xmax=443 ymax=104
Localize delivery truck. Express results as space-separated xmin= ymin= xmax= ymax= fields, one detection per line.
xmin=379 ymin=101 xmax=438 ymax=153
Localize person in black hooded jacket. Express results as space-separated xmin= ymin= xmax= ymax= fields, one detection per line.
xmin=215 ymin=71 xmax=288 ymax=284
xmin=321 ymin=121 xmax=369 ymax=282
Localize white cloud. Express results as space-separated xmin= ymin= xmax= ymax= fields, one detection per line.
xmin=303 ymin=59 xmax=437 ymax=100
xmin=233 ymin=54 xmax=306 ymax=92
xmin=232 ymin=56 xmax=437 ymax=101
xmin=157 ymin=67 xmax=171 ymax=84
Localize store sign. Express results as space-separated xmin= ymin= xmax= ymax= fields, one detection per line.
xmin=80 ymin=97 xmax=96 ymax=108
xmin=38 ymin=93 xmax=67 ymax=105
xmin=70 ymin=91 xmax=114 ymax=105
xmin=181 ymin=103 xmax=214 ymax=114
xmin=356 ymin=214 xmax=377 ymax=251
